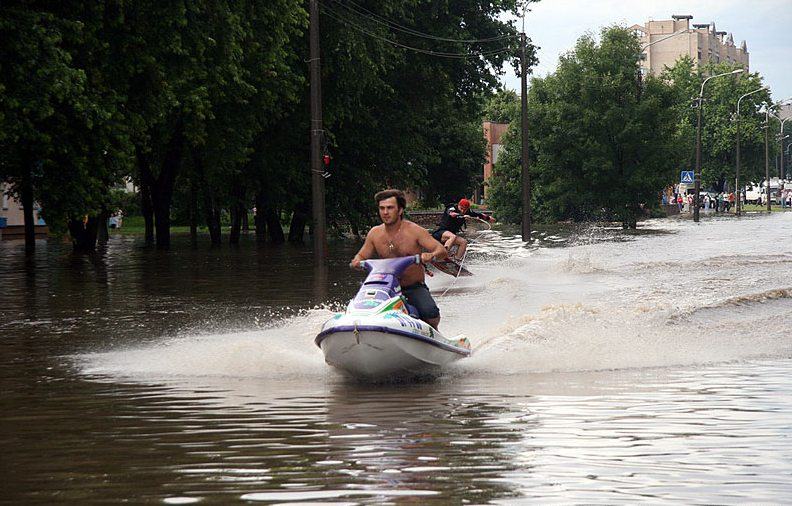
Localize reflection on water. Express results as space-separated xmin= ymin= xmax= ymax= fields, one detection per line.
xmin=2 ymin=214 xmax=792 ymax=503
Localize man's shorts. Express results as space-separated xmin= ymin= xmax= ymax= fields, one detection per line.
xmin=431 ymin=229 xmax=448 ymax=243
xmin=401 ymin=282 xmax=440 ymax=320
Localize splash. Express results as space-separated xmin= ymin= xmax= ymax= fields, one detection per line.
xmin=79 ymin=309 xmax=334 ymax=380
xmin=78 ymin=213 xmax=792 ymax=381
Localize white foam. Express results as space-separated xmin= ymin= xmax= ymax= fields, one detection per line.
xmin=78 ymin=213 xmax=792 ymax=381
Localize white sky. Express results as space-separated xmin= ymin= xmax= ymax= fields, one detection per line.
xmin=499 ymin=0 xmax=792 ymax=102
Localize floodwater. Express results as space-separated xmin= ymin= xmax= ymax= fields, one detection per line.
xmin=2 ymin=213 xmax=791 ymax=504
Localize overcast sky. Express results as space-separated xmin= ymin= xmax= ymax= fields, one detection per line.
xmin=499 ymin=0 xmax=792 ymax=102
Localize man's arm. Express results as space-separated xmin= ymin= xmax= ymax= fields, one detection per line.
xmin=350 ymin=229 xmax=377 ymax=268
xmin=417 ymin=226 xmax=447 ymax=263
xmin=468 ymin=210 xmax=496 ymax=222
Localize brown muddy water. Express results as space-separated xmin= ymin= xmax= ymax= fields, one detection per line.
xmin=2 ymin=214 xmax=791 ymax=503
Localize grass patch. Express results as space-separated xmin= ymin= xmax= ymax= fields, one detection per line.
xmin=740 ymin=204 xmax=791 ymax=213
xmin=112 ymin=215 xmax=198 ymax=235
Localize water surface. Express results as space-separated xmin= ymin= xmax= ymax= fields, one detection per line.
xmin=2 ymin=214 xmax=791 ymax=503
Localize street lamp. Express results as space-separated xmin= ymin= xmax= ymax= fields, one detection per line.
xmin=762 ymin=104 xmax=771 ymax=211
xmin=637 ymin=29 xmax=690 ymax=79
xmin=735 ymin=86 xmax=767 ymax=216
xmin=780 ymin=133 xmax=790 ymax=180
xmin=694 ymin=68 xmax=744 ymax=222
xmin=769 ymin=99 xmax=792 ymax=181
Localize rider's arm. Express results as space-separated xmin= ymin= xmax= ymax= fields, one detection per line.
xmin=350 ymin=230 xmax=376 ymax=268
xmin=418 ymin=227 xmax=447 ymax=263
xmin=468 ymin=210 xmax=495 ymax=222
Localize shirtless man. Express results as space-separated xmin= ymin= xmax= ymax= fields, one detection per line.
xmin=350 ymin=189 xmax=447 ymax=329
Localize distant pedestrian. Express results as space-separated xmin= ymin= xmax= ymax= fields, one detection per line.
xmin=676 ymin=195 xmax=683 ymax=212
xmin=728 ymin=192 xmax=735 ymax=213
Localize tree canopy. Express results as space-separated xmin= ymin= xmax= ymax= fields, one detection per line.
xmin=662 ymin=57 xmax=775 ymax=190
xmin=1 ymin=0 xmax=535 ymax=252
xmin=489 ymin=26 xmax=682 ymax=228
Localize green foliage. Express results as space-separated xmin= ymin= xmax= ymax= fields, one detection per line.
xmin=489 ymin=26 xmax=682 ymax=227
xmin=661 ymin=58 xmax=775 ymax=190
xmin=483 ymin=88 xmax=520 ymax=123
xmin=1 ymin=0 xmax=536 ymax=246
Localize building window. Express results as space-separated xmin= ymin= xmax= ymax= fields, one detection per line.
xmin=2 ymin=190 xmax=8 ymax=210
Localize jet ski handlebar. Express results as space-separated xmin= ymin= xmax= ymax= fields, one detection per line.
xmin=355 ymin=255 xmax=430 ymax=276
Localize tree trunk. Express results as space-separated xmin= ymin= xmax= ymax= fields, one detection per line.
xmin=229 ymin=184 xmax=243 ymax=245
xmin=97 ymin=208 xmax=109 ymax=245
xmin=20 ymin=167 xmax=35 ymax=255
xmin=241 ymin=203 xmax=250 ymax=232
xmin=229 ymin=204 xmax=241 ymax=245
xmin=140 ymin=180 xmax=154 ymax=244
xmin=68 ymin=216 xmax=99 ymax=253
xmin=152 ymin=193 xmax=172 ymax=250
xmin=254 ymin=192 xmax=267 ymax=243
xmin=189 ymin=178 xmax=198 ymax=244
xmin=266 ymin=207 xmax=285 ymax=244
xmin=142 ymin=118 xmax=184 ymax=250
xmin=288 ymin=201 xmax=308 ymax=243
xmin=137 ymin=150 xmax=155 ymax=245
xmin=203 ymin=188 xmax=222 ymax=245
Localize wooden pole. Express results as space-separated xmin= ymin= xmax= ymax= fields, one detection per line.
xmin=309 ymin=0 xmax=327 ymax=262
xmin=520 ymin=32 xmax=531 ymax=242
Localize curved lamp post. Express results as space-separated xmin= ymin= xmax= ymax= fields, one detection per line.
xmin=694 ymin=69 xmax=744 ymax=222
xmin=735 ymin=87 xmax=767 ymax=216
xmin=769 ymin=99 xmax=792 ymax=180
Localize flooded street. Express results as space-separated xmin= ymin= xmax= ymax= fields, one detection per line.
xmin=2 ymin=213 xmax=791 ymax=503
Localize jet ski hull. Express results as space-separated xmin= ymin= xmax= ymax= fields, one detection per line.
xmin=316 ymin=324 xmax=470 ymax=380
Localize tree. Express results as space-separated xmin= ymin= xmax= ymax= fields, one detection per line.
xmin=483 ymin=88 xmax=520 ymax=123
xmin=312 ymin=0 xmax=530 ymax=230
xmin=0 ymin=4 xmax=131 ymax=253
xmin=662 ymin=58 xmax=774 ymax=191
xmin=489 ymin=26 xmax=682 ymax=228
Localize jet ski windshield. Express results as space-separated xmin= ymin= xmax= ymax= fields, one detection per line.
xmin=350 ymin=256 xmax=420 ymax=310
xmin=360 ymin=255 xmax=420 ymax=278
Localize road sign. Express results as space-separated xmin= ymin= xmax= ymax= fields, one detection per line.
xmin=680 ymin=171 xmax=694 ymax=184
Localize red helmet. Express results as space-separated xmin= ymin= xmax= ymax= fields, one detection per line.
xmin=458 ymin=198 xmax=471 ymax=209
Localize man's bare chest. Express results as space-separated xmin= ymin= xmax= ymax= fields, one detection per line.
xmin=373 ymin=234 xmax=417 ymax=258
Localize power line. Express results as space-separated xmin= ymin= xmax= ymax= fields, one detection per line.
xmin=330 ymin=0 xmax=518 ymax=44
xmin=320 ymin=3 xmax=516 ymax=59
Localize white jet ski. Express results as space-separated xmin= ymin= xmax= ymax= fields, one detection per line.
xmin=315 ymin=255 xmax=471 ymax=381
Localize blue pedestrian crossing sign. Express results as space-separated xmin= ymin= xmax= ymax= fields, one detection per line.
xmin=680 ymin=171 xmax=694 ymax=184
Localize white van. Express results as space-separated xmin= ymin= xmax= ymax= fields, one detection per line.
xmin=758 ymin=178 xmax=780 ymax=205
xmin=744 ymin=183 xmax=761 ymax=204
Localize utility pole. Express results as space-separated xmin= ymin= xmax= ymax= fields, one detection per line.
xmin=694 ymin=96 xmax=703 ymax=222
xmin=520 ymin=32 xmax=531 ymax=242
xmin=765 ymin=108 xmax=771 ymax=212
xmin=309 ymin=0 xmax=327 ymax=263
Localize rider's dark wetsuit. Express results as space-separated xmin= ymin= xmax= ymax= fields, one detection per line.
xmin=430 ymin=204 xmax=490 ymax=243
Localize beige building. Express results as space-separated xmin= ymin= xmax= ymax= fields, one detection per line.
xmin=482 ymin=121 xmax=509 ymax=202
xmin=633 ymin=15 xmax=749 ymax=76
xmin=0 ymin=183 xmax=47 ymax=239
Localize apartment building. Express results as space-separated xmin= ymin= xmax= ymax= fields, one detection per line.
xmin=633 ymin=14 xmax=749 ymax=76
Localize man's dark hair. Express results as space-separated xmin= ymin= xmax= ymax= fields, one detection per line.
xmin=374 ymin=189 xmax=406 ymax=210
